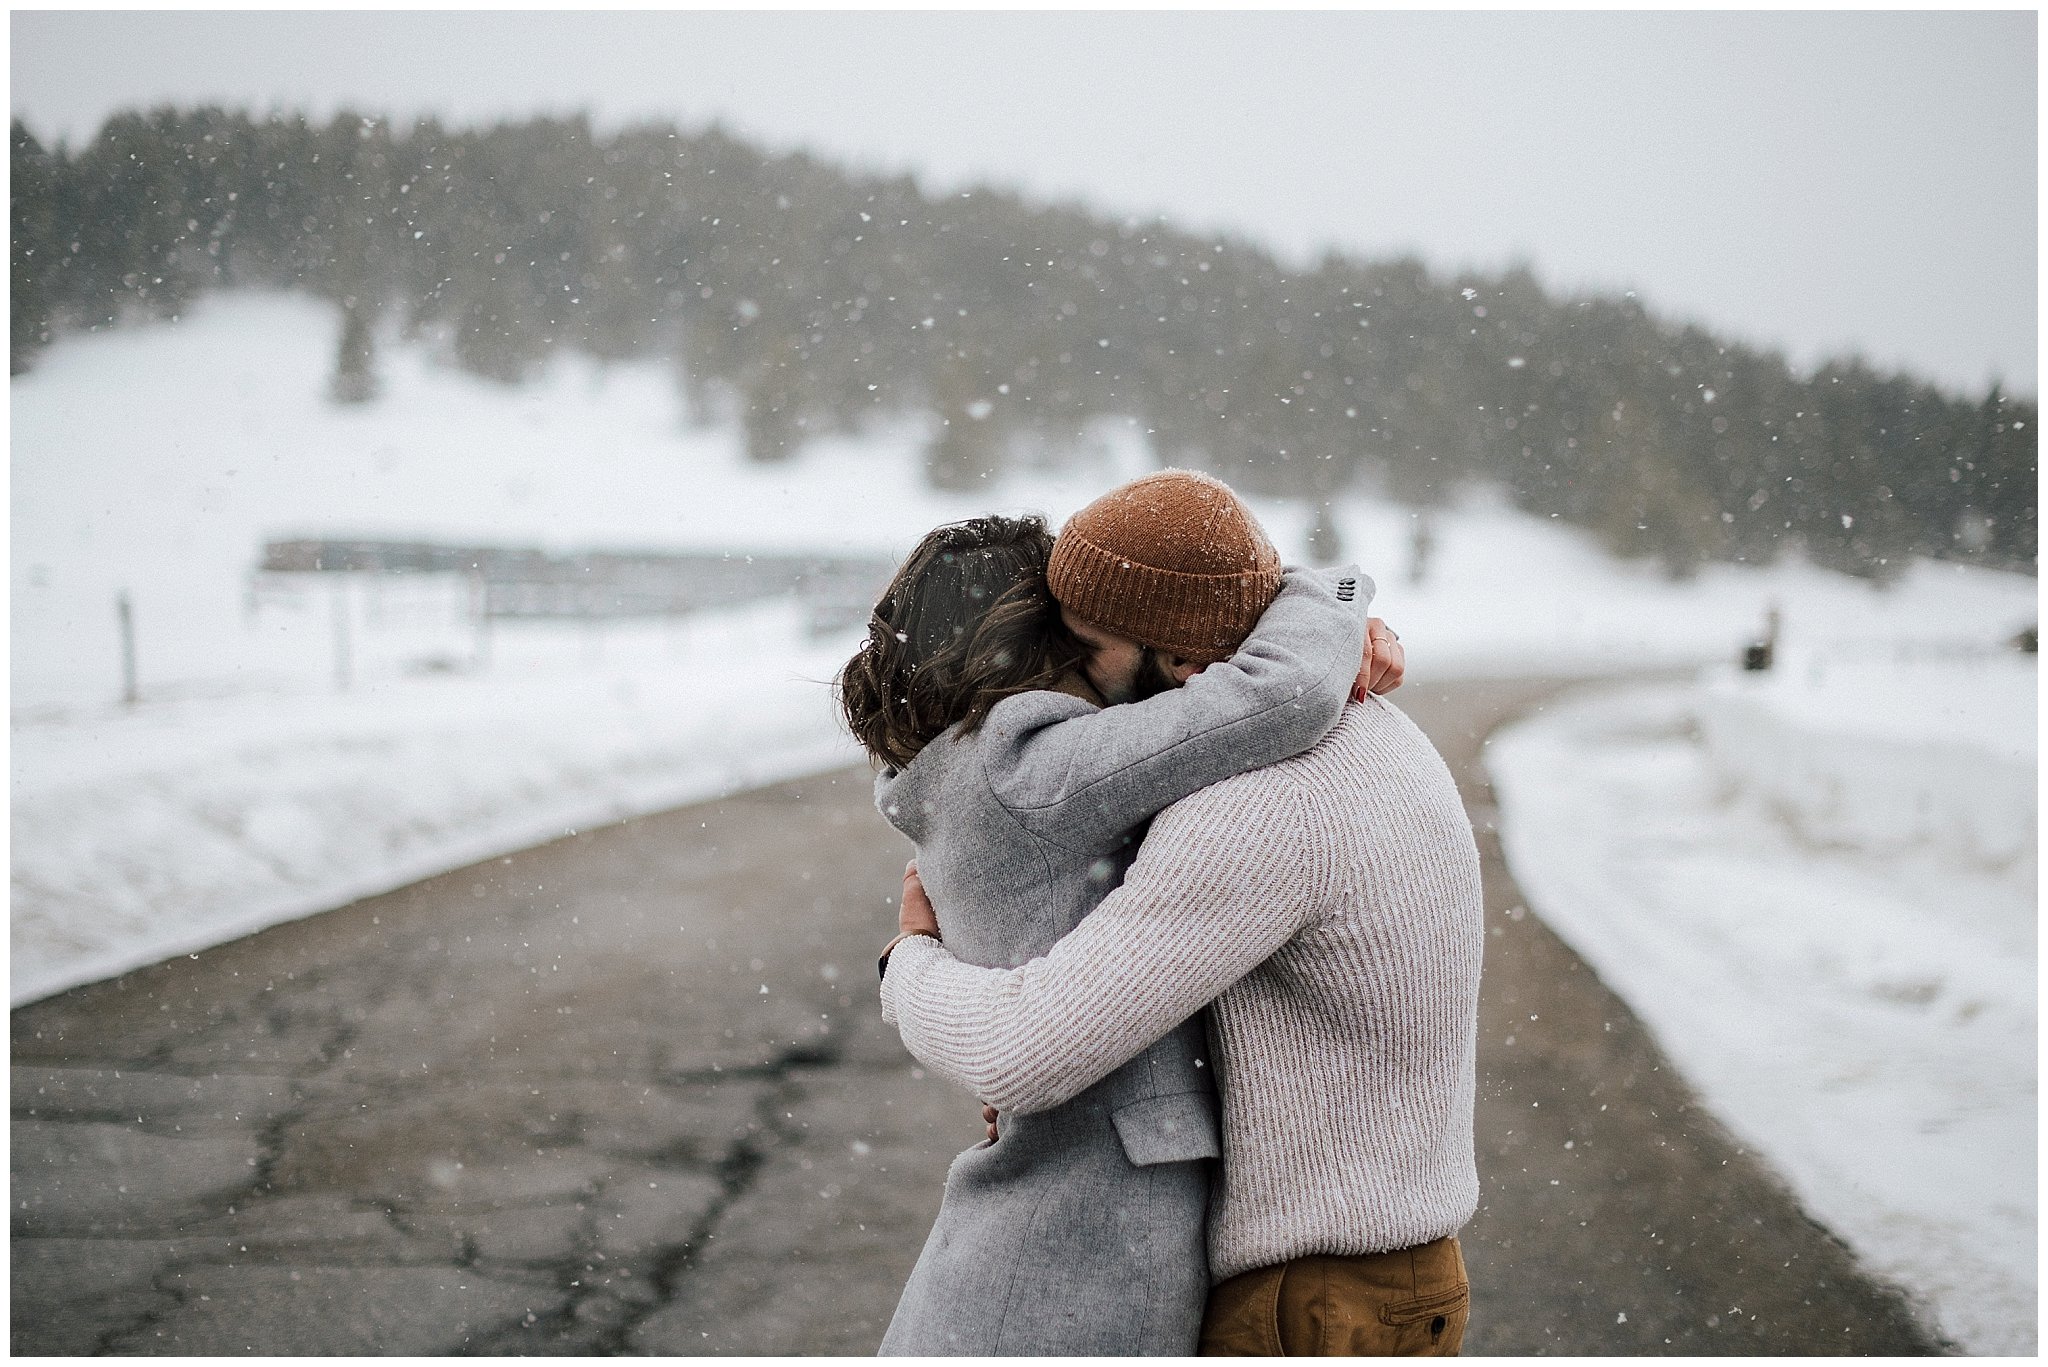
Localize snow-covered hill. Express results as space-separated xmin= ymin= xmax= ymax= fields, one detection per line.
xmin=14 ymin=292 xmax=2035 ymax=1011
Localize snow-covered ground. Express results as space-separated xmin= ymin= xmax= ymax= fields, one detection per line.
xmin=14 ymin=290 xmax=2037 ymax=1345
xmin=1485 ymin=657 xmax=2036 ymax=1355
xmin=11 ymin=602 xmax=869 ymax=1005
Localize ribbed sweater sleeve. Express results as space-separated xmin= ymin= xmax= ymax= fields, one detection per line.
xmin=880 ymin=778 xmax=1325 ymax=1114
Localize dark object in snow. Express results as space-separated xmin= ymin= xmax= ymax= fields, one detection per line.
xmin=2012 ymin=624 xmax=2036 ymax=654
xmin=1741 ymin=603 xmax=1781 ymax=672
xmin=1306 ymin=501 xmax=1343 ymax=565
xmin=1409 ymin=513 xmax=1435 ymax=588
xmin=328 ymin=299 xmax=379 ymax=405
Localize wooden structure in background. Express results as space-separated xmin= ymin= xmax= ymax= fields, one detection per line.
xmin=257 ymin=538 xmax=894 ymax=633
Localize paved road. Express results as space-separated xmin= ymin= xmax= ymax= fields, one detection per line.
xmin=12 ymin=676 xmax=1945 ymax=1355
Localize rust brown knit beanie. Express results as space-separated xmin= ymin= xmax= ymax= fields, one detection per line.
xmin=1047 ymin=469 xmax=1283 ymax=664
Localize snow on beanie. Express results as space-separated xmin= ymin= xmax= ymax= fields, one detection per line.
xmin=1047 ymin=469 xmax=1283 ymax=664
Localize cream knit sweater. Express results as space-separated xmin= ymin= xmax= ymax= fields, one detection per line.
xmin=880 ymin=695 xmax=1485 ymax=1281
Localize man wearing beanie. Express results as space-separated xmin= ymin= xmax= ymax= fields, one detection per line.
xmin=1046 ymin=468 xmax=1290 ymax=674
xmin=880 ymin=469 xmax=1485 ymax=1355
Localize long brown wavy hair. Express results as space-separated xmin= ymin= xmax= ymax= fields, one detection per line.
xmin=838 ymin=515 xmax=1095 ymax=770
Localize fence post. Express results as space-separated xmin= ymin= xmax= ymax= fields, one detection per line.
xmin=331 ymin=576 xmax=352 ymax=691
xmin=116 ymin=591 xmax=139 ymax=706
xmin=470 ymin=570 xmax=492 ymax=670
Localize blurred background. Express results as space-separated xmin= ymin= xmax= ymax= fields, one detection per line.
xmin=10 ymin=9 xmax=2036 ymax=1357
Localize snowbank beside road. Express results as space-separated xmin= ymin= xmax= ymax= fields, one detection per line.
xmin=1697 ymin=653 xmax=2036 ymax=874
xmin=1485 ymin=667 xmax=2037 ymax=1355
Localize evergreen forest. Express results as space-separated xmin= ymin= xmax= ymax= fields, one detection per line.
xmin=11 ymin=109 xmax=2035 ymax=579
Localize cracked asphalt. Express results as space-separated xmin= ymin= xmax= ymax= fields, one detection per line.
xmin=11 ymin=676 xmax=1945 ymax=1355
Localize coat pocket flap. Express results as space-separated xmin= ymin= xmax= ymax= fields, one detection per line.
xmin=1111 ymin=1090 xmax=1222 ymax=1166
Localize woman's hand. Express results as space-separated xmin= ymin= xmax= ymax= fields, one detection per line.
xmin=982 ymin=1102 xmax=1000 ymax=1144
xmin=1353 ymin=618 xmax=1406 ymax=700
xmin=900 ymin=861 xmax=940 ymax=938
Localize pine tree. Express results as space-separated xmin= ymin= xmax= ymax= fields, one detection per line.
xmin=13 ymin=104 xmax=2032 ymax=586
xmin=11 ymin=120 xmax=61 ymax=373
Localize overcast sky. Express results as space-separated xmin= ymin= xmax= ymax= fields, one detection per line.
xmin=11 ymin=9 xmax=2036 ymax=396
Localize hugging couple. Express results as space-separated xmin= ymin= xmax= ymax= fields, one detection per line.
xmin=837 ymin=470 xmax=1484 ymax=1356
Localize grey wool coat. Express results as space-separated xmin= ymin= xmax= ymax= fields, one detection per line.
xmin=874 ymin=566 xmax=1372 ymax=1356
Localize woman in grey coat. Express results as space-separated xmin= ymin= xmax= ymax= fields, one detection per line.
xmin=838 ymin=509 xmax=1370 ymax=1355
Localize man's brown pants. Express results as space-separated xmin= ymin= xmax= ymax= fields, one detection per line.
xmin=1199 ymin=1237 xmax=1469 ymax=1356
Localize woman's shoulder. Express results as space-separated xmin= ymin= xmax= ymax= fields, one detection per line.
xmin=983 ymin=687 xmax=1101 ymax=733
xmin=878 ymin=691 xmax=1088 ymax=792
xmin=973 ymin=689 xmax=1104 ymax=807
